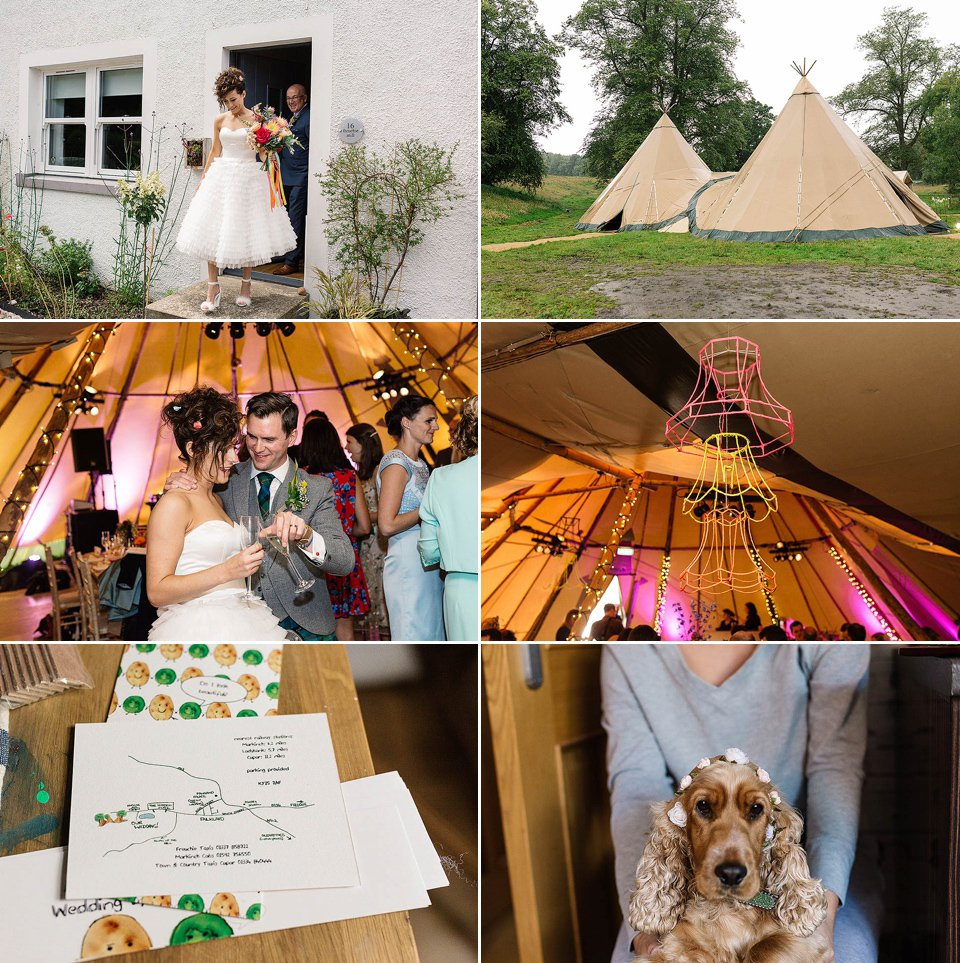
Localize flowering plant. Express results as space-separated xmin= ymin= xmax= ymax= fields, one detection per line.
xmin=284 ymin=469 xmax=308 ymax=512
xmin=115 ymin=171 xmax=167 ymax=226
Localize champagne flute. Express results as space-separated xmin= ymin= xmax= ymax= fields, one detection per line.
xmin=261 ymin=513 xmax=315 ymax=595
xmin=238 ymin=515 xmax=260 ymax=600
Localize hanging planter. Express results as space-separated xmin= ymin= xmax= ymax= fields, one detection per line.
xmin=183 ymin=139 xmax=205 ymax=168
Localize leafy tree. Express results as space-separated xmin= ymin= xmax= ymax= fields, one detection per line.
xmin=921 ymin=71 xmax=960 ymax=190
xmin=543 ymin=152 xmax=587 ymax=176
xmin=830 ymin=6 xmax=959 ymax=172
xmin=482 ymin=0 xmax=571 ymax=191
xmin=561 ymin=0 xmax=768 ymax=178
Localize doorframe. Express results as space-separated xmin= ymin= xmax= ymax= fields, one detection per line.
xmin=204 ymin=16 xmax=332 ymax=284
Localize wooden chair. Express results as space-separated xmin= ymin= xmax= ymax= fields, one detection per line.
xmin=70 ymin=552 xmax=121 ymax=641
xmin=41 ymin=543 xmax=82 ymax=640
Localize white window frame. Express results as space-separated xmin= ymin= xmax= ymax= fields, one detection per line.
xmin=41 ymin=63 xmax=144 ymax=177
xmin=20 ymin=39 xmax=156 ymax=194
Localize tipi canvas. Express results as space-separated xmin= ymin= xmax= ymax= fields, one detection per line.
xmin=576 ymin=113 xmax=711 ymax=233
xmin=688 ymin=74 xmax=949 ymax=242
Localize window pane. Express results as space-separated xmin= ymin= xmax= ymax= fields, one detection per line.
xmin=102 ymin=123 xmax=142 ymax=171
xmin=99 ymin=67 xmax=142 ymax=118
xmin=48 ymin=124 xmax=86 ymax=167
xmin=46 ymin=73 xmax=85 ymax=119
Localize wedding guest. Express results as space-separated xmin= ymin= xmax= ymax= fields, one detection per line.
xmin=177 ymin=67 xmax=296 ymax=312
xmin=740 ymin=600 xmax=761 ymax=632
xmin=418 ymin=396 xmax=479 ymax=641
xmin=843 ymin=623 xmax=867 ymax=640
xmin=627 ymin=624 xmax=659 ymax=640
xmin=273 ymin=83 xmax=310 ymax=276
xmin=556 ymin=609 xmax=578 ymax=641
xmin=717 ymin=608 xmax=737 ymax=632
xmin=603 ymin=644 xmax=880 ymax=963
xmin=759 ymin=623 xmax=789 ymax=640
xmin=591 ymin=604 xmax=624 ymax=640
xmin=345 ymin=423 xmax=390 ymax=639
xmin=376 ymin=395 xmax=444 ymax=641
xmin=789 ymin=619 xmax=806 ymax=639
xmin=297 ymin=413 xmax=371 ymax=641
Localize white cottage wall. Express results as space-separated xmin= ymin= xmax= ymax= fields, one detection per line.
xmin=4 ymin=0 xmax=478 ymax=318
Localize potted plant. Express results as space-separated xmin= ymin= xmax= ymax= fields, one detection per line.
xmin=314 ymin=138 xmax=464 ymax=317
xmin=183 ymin=139 xmax=205 ymax=168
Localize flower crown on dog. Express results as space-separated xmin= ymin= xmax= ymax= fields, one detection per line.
xmin=667 ymin=748 xmax=784 ymax=850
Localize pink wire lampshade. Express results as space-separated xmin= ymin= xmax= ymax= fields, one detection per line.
xmin=665 ymin=337 xmax=795 ymax=457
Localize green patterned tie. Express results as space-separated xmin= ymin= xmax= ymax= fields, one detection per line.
xmin=257 ymin=472 xmax=273 ymax=520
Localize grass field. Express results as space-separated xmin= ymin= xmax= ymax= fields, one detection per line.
xmin=481 ymin=176 xmax=960 ymax=318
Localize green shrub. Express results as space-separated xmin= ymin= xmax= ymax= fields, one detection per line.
xmin=39 ymin=232 xmax=101 ymax=297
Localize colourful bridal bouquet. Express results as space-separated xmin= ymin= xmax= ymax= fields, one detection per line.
xmin=244 ymin=104 xmax=303 ymax=209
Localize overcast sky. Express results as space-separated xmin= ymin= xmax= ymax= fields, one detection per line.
xmin=535 ymin=0 xmax=960 ymax=155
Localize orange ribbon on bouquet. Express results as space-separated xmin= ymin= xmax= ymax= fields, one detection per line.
xmin=267 ymin=152 xmax=287 ymax=210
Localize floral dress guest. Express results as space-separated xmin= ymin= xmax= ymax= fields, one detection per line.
xmin=345 ymin=423 xmax=390 ymax=638
xmin=297 ymin=414 xmax=371 ymax=641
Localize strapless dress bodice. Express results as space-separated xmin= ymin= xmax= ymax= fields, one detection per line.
xmin=175 ymin=519 xmax=245 ymax=597
xmin=219 ymin=126 xmax=257 ymax=163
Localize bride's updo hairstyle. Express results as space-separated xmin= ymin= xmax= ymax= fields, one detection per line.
xmin=214 ymin=67 xmax=246 ymax=106
xmin=384 ymin=394 xmax=435 ymax=439
xmin=161 ymin=386 xmax=242 ymax=476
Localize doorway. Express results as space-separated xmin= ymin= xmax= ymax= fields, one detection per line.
xmin=225 ymin=42 xmax=312 ymax=289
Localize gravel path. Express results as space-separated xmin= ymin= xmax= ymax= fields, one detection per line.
xmin=593 ymin=263 xmax=960 ymax=318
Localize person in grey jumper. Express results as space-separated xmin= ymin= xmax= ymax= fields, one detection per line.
xmin=602 ymin=644 xmax=881 ymax=963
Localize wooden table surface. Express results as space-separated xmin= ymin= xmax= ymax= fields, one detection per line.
xmin=1 ymin=643 xmax=421 ymax=963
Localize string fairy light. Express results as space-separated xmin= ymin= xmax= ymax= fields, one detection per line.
xmin=653 ymin=553 xmax=671 ymax=635
xmin=0 ymin=323 xmax=116 ymax=563
xmin=574 ymin=476 xmax=644 ymax=634
xmin=826 ymin=545 xmax=900 ymax=641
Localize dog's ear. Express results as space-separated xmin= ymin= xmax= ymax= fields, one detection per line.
xmin=628 ymin=801 xmax=692 ymax=936
xmin=763 ymin=799 xmax=827 ymax=936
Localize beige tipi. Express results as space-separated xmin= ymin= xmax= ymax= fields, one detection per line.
xmin=689 ymin=71 xmax=948 ymax=242
xmin=576 ymin=112 xmax=711 ymax=233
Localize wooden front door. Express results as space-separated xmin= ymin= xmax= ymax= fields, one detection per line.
xmin=483 ymin=643 xmax=620 ymax=963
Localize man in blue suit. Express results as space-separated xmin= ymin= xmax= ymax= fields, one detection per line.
xmin=274 ymin=84 xmax=310 ymax=275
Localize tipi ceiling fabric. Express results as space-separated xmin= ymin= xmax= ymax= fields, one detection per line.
xmin=689 ymin=76 xmax=948 ymax=241
xmin=482 ymin=321 xmax=960 ymax=640
xmin=0 ymin=322 xmax=477 ymax=555
xmin=576 ymin=113 xmax=712 ymax=233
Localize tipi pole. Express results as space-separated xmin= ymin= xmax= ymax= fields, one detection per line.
xmin=524 ymin=485 xmax=620 ymax=640
xmin=482 ymin=480 xmax=562 ymax=564
xmin=482 ymin=322 xmax=640 ymax=372
xmin=483 ymin=488 xmax=533 ymax=532
xmin=624 ymin=486 xmax=651 ymax=627
xmin=806 ymin=499 xmax=923 ymax=639
xmin=654 ymin=486 xmax=678 ymax=633
xmin=0 ymin=347 xmax=55 ymax=426
xmin=307 ymin=322 xmax=360 ymax=424
xmin=0 ymin=323 xmax=117 ymax=565
xmin=483 ymin=415 xmax=637 ymax=480
xmin=786 ymin=500 xmax=850 ymax=628
xmin=570 ymin=476 xmax=644 ymax=638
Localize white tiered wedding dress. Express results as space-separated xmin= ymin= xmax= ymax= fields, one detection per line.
xmin=148 ymin=520 xmax=289 ymax=641
xmin=176 ymin=127 xmax=297 ymax=268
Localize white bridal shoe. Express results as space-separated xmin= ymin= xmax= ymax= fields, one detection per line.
xmin=236 ymin=279 xmax=252 ymax=307
xmin=200 ymin=282 xmax=221 ymax=313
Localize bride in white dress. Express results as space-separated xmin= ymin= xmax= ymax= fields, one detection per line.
xmin=176 ymin=66 xmax=297 ymax=313
xmin=146 ymin=386 xmax=288 ymax=641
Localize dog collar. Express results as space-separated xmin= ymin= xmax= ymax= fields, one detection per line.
xmin=742 ymin=891 xmax=777 ymax=910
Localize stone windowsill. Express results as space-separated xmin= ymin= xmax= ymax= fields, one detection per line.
xmin=16 ymin=172 xmax=120 ymax=196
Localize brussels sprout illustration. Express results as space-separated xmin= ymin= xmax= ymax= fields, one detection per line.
xmin=135 ymin=644 xmax=156 ymax=653
xmin=178 ymin=894 xmax=205 ymax=913
xmin=155 ymin=668 xmax=176 ymax=685
xmin=265 ymin=682 xmax=279 ymax=699
xmin=179 ymin=702 xmax=202 ymax=720
xmin=169 ymin=913 xmax=233 ymax=945
xmin=236 ymin=709 xmax=258 ymax=717
xmin=123 ymin=695 xmax=145 ymax=714
xmin=246 ymin=903 xmax=261 ymax=920
xmin=242 ymin=649 xmax=263 ymax=665
xmin=189 ymin=644 xmax=209 ymax=659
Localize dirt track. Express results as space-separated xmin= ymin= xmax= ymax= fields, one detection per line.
xmin=592 ymin=263 xmax=960 ymax=318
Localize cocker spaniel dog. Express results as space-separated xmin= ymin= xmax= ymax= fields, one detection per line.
xmin=629 ymin=750 xmax=828 ymax=963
